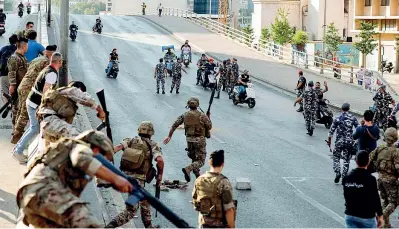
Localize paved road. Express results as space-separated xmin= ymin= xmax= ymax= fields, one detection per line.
xmin=64 ymin=14 xmax=374 ymax=228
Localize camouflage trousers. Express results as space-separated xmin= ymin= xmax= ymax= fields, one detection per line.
xmin=378 ymin=178 xmax=398 ymax=228
xmin=332 ymin=143 xmax=352 ymax=178
xmin=217 ymin=77 xmax=228 ymax=93
xmin=156 ymin=75 xmax=165 ymax=91
xmin=20 ymin=181 xmax=101 ymax=227
xmin=40 ymin=115 xmax=80 ymax=143
xmin=296 ymin=89 xmax=304 ymax=109
xmin=374 ymin=107 xmax=389 ymax=129
xmin=186 ymin=137 xmax=207 ymax=176
xmin=11 ymin=94 xmax=19 ymax=130
xmin=304 ymin=109 xmax=316 ymax=131
xmin=171 ymin=73 xmax=181 ymax=91
xmin=14 ymin=88 xmax=31 ymax=136
xmin=107 ymin=179 xmax=153 ymax=228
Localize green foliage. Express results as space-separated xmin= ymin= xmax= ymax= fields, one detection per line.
xmin=52 ymin=0 xmax=60 ymax=7
xmin=395 ymin=36 xmax=399 ymax=54
xmin=241 ymin=25 xmax=254 ymax=47
xmin=271 ymin=8 xmax=294 ymax=45
xmin=4 ymin=0 xmax=12 ymax=11
xmin=71 ymin=2 xmax=106 ymax=15
xmin=324 ymin=22 xmax=342 ymax=55
xmin=354 ymin=21 xmax=377 ymax=56
xmin=260 ymin=28 xmax=271 ymax=48
xmin=291 ymin=30 xmax=307 ymax=45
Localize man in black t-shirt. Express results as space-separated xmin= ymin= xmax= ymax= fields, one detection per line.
xmin=106 ymin=48 xmax=118 ymax=74
xmin=295 ymin=70 xmax=306 ymax=112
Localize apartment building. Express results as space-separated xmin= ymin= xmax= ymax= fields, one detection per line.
xmin=352 ymin=0 xmax=399 ymax=70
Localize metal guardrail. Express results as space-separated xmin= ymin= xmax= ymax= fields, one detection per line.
xmin=116 ymin=8 xmax=386 ymax=94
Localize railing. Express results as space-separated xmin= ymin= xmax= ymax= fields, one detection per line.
xmin=116 ymin=8 xmax=387 ymax=94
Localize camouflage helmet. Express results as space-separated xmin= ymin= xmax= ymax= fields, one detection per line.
xmin=138 ymin=121 xmax=155 ymax=136
xmin=75 ymin=130 xmax=113 ymax=156
xmin=187 ymin=97 xmax=199 ymax=108
xmin=25 ymin=28 xmax=36 ymax=38
xmin=384 ymin=127 xmax=398 ymax=145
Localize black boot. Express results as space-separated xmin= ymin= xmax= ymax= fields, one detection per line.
xmin=182 ymin=167 xmax=191 ymax=182
xmin=162 ymin=90 xmax=165 ymax=94
xmin=170 ymin=88 xmax=173 ymax=93
xmin=306 ymin=128 xmax=313 ymax=136
xmin=296 ymin=107 xmax=304 ymax=112
xmin=156 ymin=89 xmax=159 ymax=94
xmin=105 ymin=220 xmax=118 ymax=228
xmin=176 ymin=89 xmax=179 ymax=94
xmin=334 ymin=173 xmax=341 ymax=184
xmin=215 ymin=92 xmax=220 ymax=99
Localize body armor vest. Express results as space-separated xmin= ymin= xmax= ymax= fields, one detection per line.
xmin=184 ymin=110 xmax=205 ymax=137
xmin=120 ymin=137 xmax=152 ymax=175
xmin=39 ymin=87 xmax=78 ymax=123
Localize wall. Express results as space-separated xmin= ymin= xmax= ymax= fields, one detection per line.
xmin=112 ymin=0 xmax=188 ymax=14
xmin=313 ymin=42 xmax=360 ymax=66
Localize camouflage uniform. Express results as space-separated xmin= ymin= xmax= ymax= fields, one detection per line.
xmin=171 ymin=62 xmax=183 ymax=92
xmin=16 ymin=131 xmax=114 ymax=228
xmin=296 ymin=76 xmax=307 ymax=110
xmin=7 ymin=52 xmax=28 ymax=128
xmin=14 ymin=56 xmax=49 ymax=138
xmin=155 ymin=63 xmax=166 ymax=92
xmin=230 ymin=62 xmax=239 ymax=90
xmin=192 ymin=172 xmax=236 ymax=228
xmin=17 ymin=29 xmax=28 ymax=39
xmin=329 ymin=112 xmax=359 ymax=178
xmin=369 ymin=128 xmax=399 ymax=228
xmin=107 ymin=133 xmax=162 ymax=228
xmin=171 ymin=108 xmax=212 ymax=178
xmin=373 ymin=91 xmax=394 ymax=129
xmin=216 ymin=63 xmax=228 ymax=97
xmin=301 ymin=88 xmax=318 ymax=133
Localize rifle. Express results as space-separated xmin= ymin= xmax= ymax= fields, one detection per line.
xmin=0 ymin=93 xmax=12 ymax=119
xmin=155 ymin=164 xmax=161 ymax=217
xmin=94 ymin=154 xmax=192 ymax=228
xmin=95 ymin=89 xmax=113 ymax=142
xmin=325 ymin=140 xmax=332 ymax=152
xmin=201 ymin=88 xmax=216 ymax=138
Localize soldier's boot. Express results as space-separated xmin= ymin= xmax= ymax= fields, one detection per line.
xmin=193 ymin=170 xmax=200 ymax=178
xmin=296 ymin=106 xmax=304 ymax=112
xmin=170 ymin=87 xmax=173 ymax=93
xmin=156 ymin=89 xmax=159 ymax=94
xmin=10 ymin=131 xmax=23 ymax=144
xmin=215 ymin=91 xmax=220 ymax=99
xmin=306 ymin=128 xmax=313 ymax=136
xmin=176 ymin=89 xmax=179 ymax=94
xmin=162 ymin=90 xmax=165 ymax=94
xmin=182 ymin=167 xmax=191 ymax=182
xmin=334 ymin=172 xmax=341 ymax=184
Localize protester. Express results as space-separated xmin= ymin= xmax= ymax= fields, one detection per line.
xmin=343 ymin=150 xmax=383 ymax=228
xmin=353 ymin=110 xmax=379 ymax=153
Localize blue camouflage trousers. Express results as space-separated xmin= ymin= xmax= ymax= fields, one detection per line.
xmin=156 ymin=75 xmax=165 ymax=91
xmin=333 ymin=143 xmax=352 ymax=178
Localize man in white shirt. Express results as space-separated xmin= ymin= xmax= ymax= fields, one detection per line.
xmin=181 ymin=40 xmax=192 ymax=63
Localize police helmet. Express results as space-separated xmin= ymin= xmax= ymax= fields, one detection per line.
xmin=75 ymin=130 xmax=114 ymax=156
xmin=187 ymin=97 xmax=199 ymax=108
xmin=138 ymin=121 xmax=155 ymax=136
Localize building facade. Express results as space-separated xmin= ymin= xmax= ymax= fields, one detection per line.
xmin=193 ymin=0 xmax=219 ymax=14
xmin=110 ymin=0 xmax=189 ymax=15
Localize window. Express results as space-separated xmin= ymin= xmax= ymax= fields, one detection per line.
xmin=108 ymin=3 xmax=112 ymax=6
xmin=381 ymin=19 xmax=396 ymax=31
xmin=107 ymin=7 xmax=111 ymax=11
xmin=381 ymin=0 xmax=389 ymax=6
xmin=365 ymin=19 xmax=378 ymax=28
xmin=365 ymin=0 xmax=371 ymax=6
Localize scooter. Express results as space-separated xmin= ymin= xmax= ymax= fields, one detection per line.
xmin=231 ymin=83 xmax=256 ymax=108
xmin=27 ymin=6 xmax=31 ymax=14
xmin=70 ymin=27 xmax=78 ymax=41
xmin=105 ymin=61 xmax=119 ymax=79
xmin=0 ymin=23 xmax=6 ymax=36
xmin=182 ymin=52 xmax=190 ymax=67
xmin=18 ymin=8 xmax=23 ymax=18
xmin=93 ymin=23 xmax=102 ymax=34
xmin=315 ymin=99 xmax=334 ymax=129
xmin=382 ymin=60 xmax=393 ymax=73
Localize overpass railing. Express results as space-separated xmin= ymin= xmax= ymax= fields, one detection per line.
xmin=116 ymin=8 xmax=386 ymax=94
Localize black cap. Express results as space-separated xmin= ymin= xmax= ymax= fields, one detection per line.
xmin=308 ymin=81 xmax=314 ymax=87
xmin=342 ymin=103 xmax=350 ymax=110
xmin=45 ymin=45 xmax=57 ymax=51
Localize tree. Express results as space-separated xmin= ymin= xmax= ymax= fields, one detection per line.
xmin=354 ymin=21 xmax=377 ymax=67
xmin=241 ymin=25 xmax=254 ymax=47
xmin=4 ymin=0 xmax=12 ymax=11
xmin=291 ymin=30 xmax=308 ymax=52
xmin=270 ymin=8 xmax=294 ymax=46
xmin=324 ymin=22 xmax=342 ymax=59
xmin=71 ymin=2 xmax=106 ymax=15
xmin=52 ymin=0 xmax=60 ymax=7
xmin=260 ymin=28 xmax=271 ymax=49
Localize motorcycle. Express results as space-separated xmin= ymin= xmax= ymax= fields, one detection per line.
xmin=165 ymin=59 xmax=174 ymax=77
xmin=18 ymin=8 xmax=23 ymax=18
xmin=230 ymin=83 xmax=256 ymax=108
xmin=27 ymin=6 xmax=31 ymax=14
xmin=315 ymin=99 xmax=334 ymax=129
xmin=381 ymin=60 xmax=393 ymax=73
xmin=182 ymin=52 xmax=190 ymax=67
xmin=70 ymin=27 xmax=78 ymax=41
xmin=105 ymin=61 xmax=119 ymax=79
xmin=93 ymin=23 xmax=102 ymax=34
xmin=197 ymin=66 xmax=206 ymax=86
xmin=0 ymin=23 xmax=6 ymax=36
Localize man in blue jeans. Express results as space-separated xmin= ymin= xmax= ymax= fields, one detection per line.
xmin=343 ymin=150 xmax=383 ymax=228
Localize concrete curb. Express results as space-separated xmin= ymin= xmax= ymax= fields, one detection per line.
xmin=137 ymin=15 xmax=364 ymax=116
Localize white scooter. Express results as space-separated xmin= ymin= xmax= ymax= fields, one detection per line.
xmin=231 ymin=83 xmax=256 ymax=108
xmin=183 ymin=52 xmax=190 ymax=67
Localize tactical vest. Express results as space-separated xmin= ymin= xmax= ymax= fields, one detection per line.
xmin=26 ymin=139 xmax=90 ymax=196
xmin=184 ymin=110 xmax=205 ymax=137
xmin=120 ymin=137 xmax=152 ymax=175
xmin=27 ymin=65 xmax=58 ymax=106
xmin=193 ymin=173 xmax=227 ymax=220
xmin=38 ymin=87 xmax=78 ymax=123
xmin=375 ymin=146 xmax=399 ymax=177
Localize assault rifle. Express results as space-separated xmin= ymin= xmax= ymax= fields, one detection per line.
xmin=95 ymin=89 xmax=113 ymax=142
xmin=0 ymin=93 xmax=12 ymax=118
xmin=199 ymin=88 xmax=215 ymax=138
xmin=155 ymin=164 xmax=161 ymax=217
xmin=94 ymin=154 xmax=191 ymax=228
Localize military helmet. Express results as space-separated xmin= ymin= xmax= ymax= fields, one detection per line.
xmin=384 ymin=127 xmax=398 ymax=144
xmin=75 ymin=130 xmax=113 ymax=156
xmin=25 ymin=28 xmax=36 ymax=37
xmin=138 ymin=121 xmax=155 ymax=136
xmin=187 ymin=97 xmax=199 ymax=108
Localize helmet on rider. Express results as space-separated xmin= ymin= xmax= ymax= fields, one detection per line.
xmin=75 ymin=130 xmax=114 ymax=156
xmin=243 ymin=69 xmax=249 ymax=75
xmin=0 ymin=9 xmax=3 ymax=13
xmin=72 ymin=21 xmax=75 ymax=25
xmin=187 ymin=97 xmax=199 ymax=109
xmin=138 ymin=121 xmax=155 ymax=136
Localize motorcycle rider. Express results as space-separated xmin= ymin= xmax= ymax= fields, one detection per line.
xmin=0 ymin=9 xmax=6 ymax=24
xmin=203 ymin=58 xmax=217 ymax=89
xmin=106 ymin=48 xmax=118 ymax=74
xmin=236 ymin=70 xmax=250 ymax=101
xmin=164 ymin=47 xmax=177 ymax=62
xmin=94 ymin=17 xmax=102 ymax=32
xmin=196 ymin=54 xmax=209 ymax=85
xmin=314 ymin=81 xmax=329 ymax=119
xmin=181 ymin=41 xmax=192 ymax=63
xmin=17 ymin=2 xmax=23 ymax=10
xmin=69 ymin=21 xmax=78 ymax=37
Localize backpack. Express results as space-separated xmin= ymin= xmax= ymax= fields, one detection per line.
xmin=0 ymin=45 xmax=15 ymax=75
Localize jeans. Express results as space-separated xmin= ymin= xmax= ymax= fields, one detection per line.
xmin=15 ymin=103 xmax=39 ymax=154
xmin=107 ymin=61 xmax=113 ymax=73
xmin=345 ymin=215 xmax=377 ymax=228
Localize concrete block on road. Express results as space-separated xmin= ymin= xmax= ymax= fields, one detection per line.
xmin=235 ymin=177 xmax=251 ymax=190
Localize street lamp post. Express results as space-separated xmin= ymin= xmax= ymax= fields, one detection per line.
xmin=320 ymin=0 xmax=327 ymax=74
xmin=47 ymin=0 xmax=51 ymax=26
xmin=209 ymin=0 xmax=212 ymax=18
xmin=58 ymin=0 xmax=69 ymax=87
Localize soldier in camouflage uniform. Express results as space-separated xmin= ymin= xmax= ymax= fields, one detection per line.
xmin=154 ymin=58 xmax=167 ymax=94
xmin=7 ymin=37 xmax=28 ymax=132
xmin=370 ymin=128 xmax=399 ymax=228
xmin=295 ymin=70 xmax=307 ymax=112
xmin=294 ymin=81 xmax=318 ymax=136
xmin=215 ymin=60 xmax=228 ymax=99
xmin=164 ymin=97 xmax=212 ymax=182
xmin=192 ymin=150 xmax=236 ymax=228
xmin=106 ymin=121 xmax=164 ymax=228
xmin=16 ymin=131 xmax=133 ymax=228
xmin=11 ymin=45 xmax=57 ymax=144
xmin=373 ymin=85 xmax=395 ymax=129
xmin=170 ymin=58 xmax=187 ymax=94
xmin=229 ymin=58 xmax=239 ymax=93
xmin=327 ymin=103 xmax=359 ymax=184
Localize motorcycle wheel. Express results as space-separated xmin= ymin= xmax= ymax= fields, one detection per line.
xmin=233 ymin=98 xmax=239 ymax=105
xmin=324 ymin=117 xmax=333 ymax=129
xmin=98 ymin=30 xmax=102 ymax=34
xmin=185 ymin=63 xmax=189 ymax=67
xmin=248 ymin=98 xmax=256 ymax=108
xmin=113 ymin=73 xmax=118 ymax=79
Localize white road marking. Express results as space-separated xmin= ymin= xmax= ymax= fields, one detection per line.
xmin=161 ymin=100 xmax=175 ymax=109
xmin=212 ymin=134 xmax=226 ymax=144
xmin=282 ymin=177 xmax=345 ymax=226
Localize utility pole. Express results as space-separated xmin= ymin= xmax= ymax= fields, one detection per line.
xmin=320 ymin=0 xmax=327 ymax=74
xmin=209 ymin=0 xmax=212 ymax=18
xmin=47 ymin=0 xmax=51 ymax=26
xmin=59 ymin=0 xmax=69 ymax=87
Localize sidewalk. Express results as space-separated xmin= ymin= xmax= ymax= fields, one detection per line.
xmin=141 ymin=15 xmax=377 ymax=114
